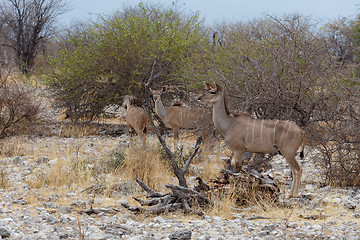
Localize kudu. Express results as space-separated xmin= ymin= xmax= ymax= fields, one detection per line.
xmin=198 ymin=82 xmax=306 ymax=198
xmin=151 ymin=86 xmax=212 ymax=150
xmin=123 ymin=95 xmax=149 ymax=145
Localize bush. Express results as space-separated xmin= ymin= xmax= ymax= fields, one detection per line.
xmin=0 ymin=68 xmax=41 ymax=138
xmin=311 ymin=101 xmax=360 ymax=187
xmin=44 ymin=3 xmax=207 ymax=121
xmin=203 ymin=15 xmax=360 ymax=187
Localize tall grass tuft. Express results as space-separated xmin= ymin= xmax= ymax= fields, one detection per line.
xmin=0 ymin=170 xmax=9 ymax=189
xmin=112 ymin=140 xmax=173 ymax=191
xmin=26 ymin=157 xmax=93 ymax=190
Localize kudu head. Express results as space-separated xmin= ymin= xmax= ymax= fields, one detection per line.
xmin=198 ymin=82 xmax=224 ymax=104
xmin=122 ymin=95 xmax=134 ymax=109
xmin=150 ymin=86 xmax=168 ymax=101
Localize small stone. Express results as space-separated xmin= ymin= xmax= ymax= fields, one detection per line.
xmin=345 ymin=200 xmax=357 ymax=210
xmin=332 ymin=198 xmax=342 ymax=204
xmin=60 ymin=214 xmax=76 ymax=223
xmin=154 ymin=216 xmax=164 ymax=223
xmin=36 ymin=156 xmax=49 ymax=164
xmin=57 ymin=206 xmax=71 ymax=214
xmin=198 ymin=236 xmax=211 ymax=240
xmin=46 ymin=214 xmax=59 ymax=224
xmin=169 ymin=229 xmax=192 ymax=240
xmin=70 ymin=200 xmax=87 ymax=208
xmin=65 ymin=191 xmax=77 ymax=198
xmin=261 ymin=224 xmax=275 ymax=232
xmin=264 ymin=236 xmax=275 ymax=240
xmin=313 ymin=224 xmax=322 ymax=231
xmin=0 ymin=227 xmax=10 ymax=238
xmin=44 ymin=202 xmax=58 ymax=209
xmin=12 ymin=198 xmax=27 ymax=205
xmin=258 ymin=230 xmax=270 ymax=237
xmin=318 ymin=186 xmax=331 ymax=193
xmin=12 ymin=156 xmax=22 ymax=164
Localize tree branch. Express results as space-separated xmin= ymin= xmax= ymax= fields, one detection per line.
xmin=182 ymin=136 xmax=202 ymax=173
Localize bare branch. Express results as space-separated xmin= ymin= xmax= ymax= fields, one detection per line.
xmin=134 ymin=178 xmax=165 ymax=198
xmin=182 ymin=136 xmax=202 ymax=173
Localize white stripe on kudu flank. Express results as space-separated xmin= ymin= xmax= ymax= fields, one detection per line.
xmin=260 ymin=119 xmax=264 ymax=142
xmin=274 ymin=120 xmax=278 ymax=142
xmin=280 ymin=121 xmax=289 ymax=142
xmin=251 ymin=119 xmax=256 ymax=143
xmin=286 ymin=122 xmax=292 ymax=141
xmin=246 ymin=118 xmax=250 ymax=141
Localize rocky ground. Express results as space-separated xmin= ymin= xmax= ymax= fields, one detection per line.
xmin=0 ymin=133 xmax=359 ymax=240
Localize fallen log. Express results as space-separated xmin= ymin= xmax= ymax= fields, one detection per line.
xmin=165 ymin=184 xmax=210 ymax=205
xmin=121 ymin=178 xmax=207 ymax=215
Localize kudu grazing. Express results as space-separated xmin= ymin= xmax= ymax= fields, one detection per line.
xmin=198 ymin=82 xmax=307 ymax=198
xmin=123 ymin=95 xmax=149 ymax=145
xmin=150 ymin=86 xmax=212 ymax=150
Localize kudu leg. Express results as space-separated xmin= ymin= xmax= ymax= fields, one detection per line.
xmin=233 ymin=150 xmax=245 ymax=172
xmin=127 ymin=125 xmax=132 ymax=136
xmin=284 ymin=155 xmax=302 ymax=198
xmin=140 ymin=133 xmax=146 ymax=147
xmin=173 ymin=129 xmax=179 ymax=151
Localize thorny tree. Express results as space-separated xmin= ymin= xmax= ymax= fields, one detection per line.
xmin=0 ymin=0 xmax=67 ymax=73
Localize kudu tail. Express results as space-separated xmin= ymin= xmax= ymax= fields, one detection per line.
xmin=299 ymin=133 xmax=307 ymax=159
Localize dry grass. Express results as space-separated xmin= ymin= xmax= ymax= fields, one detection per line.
xmin=0 ymin=136 xmax=25 ymax=157
xmin=207 ymin=183 xmax=239 ymax=218
xmin=114 ymin=139 xmax=174 ymax=191
xmin=26 ymin=156 xmax=93 ymax=189
xmin=1 ymin=122 xmax=358 ymax=233
xmin=0 ymin=170 xmax=9 ymax=189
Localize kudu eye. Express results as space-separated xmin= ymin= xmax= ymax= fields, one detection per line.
xmin=210 ymin=91 xmax=216 ymax=94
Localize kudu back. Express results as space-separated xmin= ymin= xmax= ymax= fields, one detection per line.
xmin=198 ymin=82 xmax=306 ymax=198
xmin=151 ymin=86 xmax=213 ymax=150
xmin=123 ymin=95 xmax=149 ymax=145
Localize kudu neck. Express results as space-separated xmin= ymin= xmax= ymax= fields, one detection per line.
xmin=124 ymin=100 xmax=132 ymax=111
xmin=212 ymin=94 xmax=234 ymax=134
xmin=155 ymin=97 xmax=170 ymax=120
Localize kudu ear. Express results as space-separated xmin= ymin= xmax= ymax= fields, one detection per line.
xmin=204 ymin=82 xmax=215 ymax=91
xmin=215 ymin=83 xmax=223 ymax=92
xmin=162 ymin=86 xmax=168 ymax=93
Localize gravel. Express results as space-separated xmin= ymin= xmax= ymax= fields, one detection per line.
xmin=0 ymin=135 xmax=359 ymax=239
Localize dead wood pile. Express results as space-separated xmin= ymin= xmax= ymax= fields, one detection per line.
xmin=121 ymin=168 xmax=280 ymax=215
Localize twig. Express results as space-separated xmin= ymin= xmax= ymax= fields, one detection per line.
xmin=133 ymin=195 xmax=177 ymax=206
xmin=145 ymin=58 xmax=171 ymax=88
xmin=121 ymin=203 xmax=144 ymax=213
xmin=182 ymin=136 xmax=202 ymax=173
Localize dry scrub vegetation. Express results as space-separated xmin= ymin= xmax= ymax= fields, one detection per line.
xmin=0 ymin=131 xmax=357 ymax=228
xmin=0 ymin=77 xmax=356 ymax=219
xmin=0 ymin=63 xmax=358 ymax=224
xmin=0 ymin=4 xmax=359 ymax=232
xmin=0 ymin=123 xmax=278 ymax=218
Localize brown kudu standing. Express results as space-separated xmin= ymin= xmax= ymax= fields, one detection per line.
xmin=198 ymin=82 xmax=306 ymax=198
xmin=151 ymin=86 xmax=212 ymax=151
xmin=123 ymin=95 xmax=149 ymax=145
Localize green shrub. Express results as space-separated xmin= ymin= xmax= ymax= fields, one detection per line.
xmin=44 ymin=3 xmax=207 ymax=121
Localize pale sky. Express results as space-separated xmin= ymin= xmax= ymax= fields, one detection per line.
xmin=61 ymin=0 xmax=359 ymax=25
